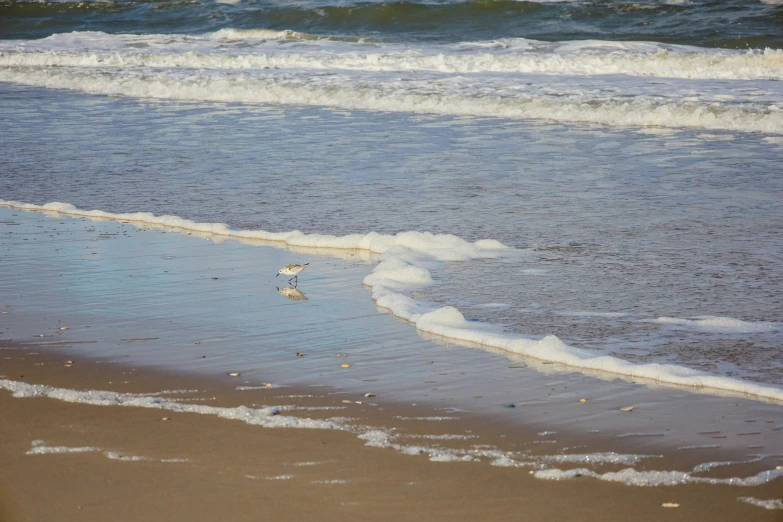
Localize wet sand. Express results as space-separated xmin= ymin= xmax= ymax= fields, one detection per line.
xmin=2 ymin=345 xmax=782 ymax=522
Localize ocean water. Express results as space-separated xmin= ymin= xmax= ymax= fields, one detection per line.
xmin=1 ymin=2 xmax=782 ymax=397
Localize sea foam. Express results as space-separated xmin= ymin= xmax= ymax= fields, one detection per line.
xmin=2 ymin=199 xmax=783 ymax=403
xmin=644 ymin=316 xmax=779 ymax=333
xmin=3 ymin=379 xmax=782 ymax=488
xmin=2 ymin=32 xmax=782 ymax=81
xmin=534 ymin=467 xmax=783 ymax=487
xmin=1 ymin=32 xmax=782 ymax=134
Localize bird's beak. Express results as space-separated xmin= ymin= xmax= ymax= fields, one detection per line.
xmin=276 ymin=273 xmax=279 ymax=277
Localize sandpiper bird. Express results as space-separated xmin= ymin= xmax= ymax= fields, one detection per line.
xmin=276 ymin=263 xmax=309 ymax=284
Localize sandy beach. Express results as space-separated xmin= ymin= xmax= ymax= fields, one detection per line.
xmin=3 ymin=344 xmax=783 ymax=522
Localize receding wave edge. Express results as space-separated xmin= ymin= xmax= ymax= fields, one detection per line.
xmin=2 ymin=199 xmax=782 ymax=403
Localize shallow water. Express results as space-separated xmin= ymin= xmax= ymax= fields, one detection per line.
xmin=1 ymin=84 xmax=781 ymax=388
xmin=2 ymin=206 xmax=783 ymax=464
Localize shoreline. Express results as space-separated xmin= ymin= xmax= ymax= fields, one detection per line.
xmin=1 ymin=205 xmax=781 ymax=460
xmin=2 ymin=200 xmax=782 ymax=403
xmin=2 ymin=343 xmax=783 ymax=521
xmin=2 ymin=204 xmax=782 ymax=520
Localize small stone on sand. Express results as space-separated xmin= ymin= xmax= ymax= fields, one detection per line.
xmin=341 ymin=364 xmax=350 ymax=368
xmin=364 ymin=393 xmax=376 ymax=398
xmin=229 ymin=372 xmax=240 ymax=377
xmin=661 ymin=503 xmax=679 ymax=508
xmin=579 ymin=398 xmax=587 ymax=403
xmin=620 ymin=406 xmax=634 ymax=412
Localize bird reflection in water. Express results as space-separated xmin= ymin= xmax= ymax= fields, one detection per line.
xmin=277 ymin=286 xmax=308 ymax=301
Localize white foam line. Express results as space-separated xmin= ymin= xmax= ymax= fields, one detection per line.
xmin=5 ymin=378 xmax=509 ymax=467
xmin=534 ymin=467 xmax=783 ymax=487
xmin=0 ymin=200 xmax=506 ymax=260
xmin=9 ymin=385 xmax=783 ymax=488
xmin=738 ymin=497 xmax=783 ymax=510
xmin=2 ymin=32 xmax=782 ymax=81
xmin=692 ymin=455 xmax=775 ymax=473
xmin=394 ymin=416 xmax=460 ymax=421
xmin=104 ymin=451 xmax=147 ymax=461
xmin=27 ymin=444 xmax=100 ymax=455
xmin=1 ymin=66 xmax=780 ymax=135
xmin=265 ymin=474 xmax=294 ymax=480
xmin=644 ymin=316 xmax=780 ymax=333
xmin=540 ymin=452 xmax=659 ymax=465
xmin=26 ymin=442 xmax=179 ymax=462
xmin=405 ymin=434 xmax=478 ymax=440
xmin=0 ymin=378 xmax=343 ymax=431
xmin=3 ymin=199 xmax=783 ymax=403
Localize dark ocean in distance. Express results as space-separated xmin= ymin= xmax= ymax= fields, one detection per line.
xmin=1 ymin=0 xmax=782 ymax=48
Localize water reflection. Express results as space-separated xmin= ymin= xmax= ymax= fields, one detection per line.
xmin=277 ymin=286 xmax=307 ymax=301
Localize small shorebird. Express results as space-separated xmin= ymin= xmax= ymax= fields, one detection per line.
xmin=276 ymin=263 xmax=309 ymax=284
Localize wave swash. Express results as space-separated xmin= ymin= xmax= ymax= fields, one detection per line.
xmin=3 ymin=199 xmax=783 ymax=403
xmin=1 ymin=31 xmax=782 ymax=134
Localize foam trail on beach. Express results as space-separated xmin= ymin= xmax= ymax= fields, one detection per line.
xmin=6 ymin=378 xmax=782 ymax=487
xmin=0 ymin=377 xmax=343 ymax=430
xmin=3 ymin=199 xmax=783 ymax=403
xmin=738 ymin=497 xmax=783 ymax=510
xmin=534 ymin=467 xmax=783 ymax=487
